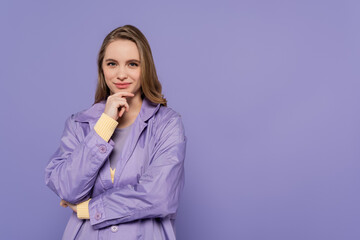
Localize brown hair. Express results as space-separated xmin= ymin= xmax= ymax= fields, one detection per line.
xmin=94 ymin=25 xmax=167 ymax=106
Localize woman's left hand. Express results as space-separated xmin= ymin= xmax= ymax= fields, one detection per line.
xmin=60 ymin=199 xmax=77 ymax=213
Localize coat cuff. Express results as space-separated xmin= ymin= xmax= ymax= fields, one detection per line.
xmin=77 ymin=198 xmax=91 ymax=219
xmin=94 ymin=113 xmax=118 ymax=142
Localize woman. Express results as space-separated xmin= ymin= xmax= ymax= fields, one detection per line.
xmin=44 ymin=25 xmax=187 ymax=240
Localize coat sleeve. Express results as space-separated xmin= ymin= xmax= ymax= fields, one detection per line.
xmin=44 ymin=114 xmax=115 ymax=204
xmin=87 ymin=115 xmax=187 ymax=230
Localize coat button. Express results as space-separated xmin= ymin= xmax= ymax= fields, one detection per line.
xmin=95 ymin=212 xmax=102 ymax=220
xmin=98 ymin=144 xmax=107 ymax=153
xmin=111 ymin=225 xmax=118 ymax=233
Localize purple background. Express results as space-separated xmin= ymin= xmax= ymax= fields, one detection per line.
xmin=1 ymin=0 xmax=359 ymax=239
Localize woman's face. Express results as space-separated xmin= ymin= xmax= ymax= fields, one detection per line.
xmin=102 ymin=39 xmax=141 ymax=96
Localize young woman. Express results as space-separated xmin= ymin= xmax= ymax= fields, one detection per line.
xmin=45 ymin=25 xmax=187 ymax=240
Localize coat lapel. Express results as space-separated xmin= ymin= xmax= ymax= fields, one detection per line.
xmin=114 ymin=98 xmax=160 ymax=184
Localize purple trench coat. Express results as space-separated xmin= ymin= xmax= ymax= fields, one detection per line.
xmin=44 ymin=97 xmax=187 ymax=240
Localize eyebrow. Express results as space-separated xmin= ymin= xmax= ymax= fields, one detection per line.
xmin=105 ymin=58 xmax=140 ymax=63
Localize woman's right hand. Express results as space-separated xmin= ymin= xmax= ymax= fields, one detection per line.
xmin=104 ymin=91 xmax=134 ymax=121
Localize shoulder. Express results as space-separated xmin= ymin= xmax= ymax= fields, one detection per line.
xmin=153 ymin=105 xmax=183 ymax=126
xmin=152 ymin=105 xmax=186 ymax=140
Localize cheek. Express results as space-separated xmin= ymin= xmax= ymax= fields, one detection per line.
xmin=103 ymin=69 xmax=116 ymax=80
xmin=132 ymin=70 xmax=141 ymax=81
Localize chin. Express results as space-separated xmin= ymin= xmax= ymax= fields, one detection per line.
xmin=114 ymin=88 xmax=133 ymax=93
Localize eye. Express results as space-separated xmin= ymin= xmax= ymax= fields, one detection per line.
xmin=129 ymin=62 xmax=139 ymax=67
xmin=107 ymin=62 xmax=116 ymax=66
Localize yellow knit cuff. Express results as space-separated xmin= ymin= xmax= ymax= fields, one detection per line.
xmin=77 ymin=198 xmax=91 ymax=219
xmin=94 ymin=113 xmax=118 ymax=142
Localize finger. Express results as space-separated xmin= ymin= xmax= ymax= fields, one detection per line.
xmin=113 ymin=91 xmax=135 ymax=98
xmin=111 ymin=97 xmax=130 ymax=111
xmin=123 ymin=102 xmax=130 ymax=112
xmin=119 ymin=107 xmax=125 ymax=118
xmin=116 ymin=98 xmax=130 ymax=112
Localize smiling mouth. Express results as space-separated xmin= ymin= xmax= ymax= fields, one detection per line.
xmin=114 ymin=83 xmax=131 ymax=89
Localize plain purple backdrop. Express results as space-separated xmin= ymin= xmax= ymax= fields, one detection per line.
xmin=0 ymin=0 xmax=359 ymax=239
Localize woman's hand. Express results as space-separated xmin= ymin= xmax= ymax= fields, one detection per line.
xmin=60 ymin=199 xmax=77 ymax=213
xmin=104 ymin=91 xmax=135 ymax=120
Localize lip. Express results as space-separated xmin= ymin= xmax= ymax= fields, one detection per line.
xmin=114 ymin=83 xmax=131 ymax=89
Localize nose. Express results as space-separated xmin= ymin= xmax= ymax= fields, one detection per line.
xmin=117 ymin=66 xmax=128 ymax=80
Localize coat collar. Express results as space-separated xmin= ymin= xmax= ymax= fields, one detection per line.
xmin=73 ymin=97 xmax=161 ymax=124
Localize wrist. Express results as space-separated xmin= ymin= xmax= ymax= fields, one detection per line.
xmin=94 ymin=113 xmax=118 ymax=142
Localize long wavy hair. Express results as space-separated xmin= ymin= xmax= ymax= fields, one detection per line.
xmin=94 ymin=25 xmax=167 ymax=106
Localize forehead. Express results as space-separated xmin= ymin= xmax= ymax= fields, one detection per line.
xmin=104 ymin=39 xmax=140 ymax=60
